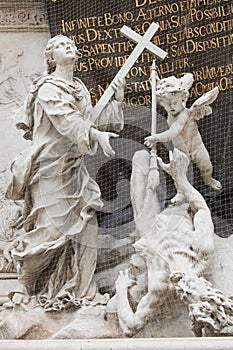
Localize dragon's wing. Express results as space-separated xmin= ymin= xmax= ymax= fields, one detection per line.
xmin=189 ymin=87 xmax=219 ymax=121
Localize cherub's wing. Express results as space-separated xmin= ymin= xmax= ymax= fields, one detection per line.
xmin=189 ymin=87 xmax=219 ymax=121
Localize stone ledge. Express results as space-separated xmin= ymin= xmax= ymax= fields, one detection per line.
xmin=0 ymin=338 xmax=233 ymax=350
xmin=0 ymin=2 xmax=49 ymax=32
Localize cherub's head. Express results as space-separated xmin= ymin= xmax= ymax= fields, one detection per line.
xmin=156 ymin=73 xmax=194 ymax=115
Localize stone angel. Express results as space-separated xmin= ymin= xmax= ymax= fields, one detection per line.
xmin=144 ymin=73 xmax=221 ymax=203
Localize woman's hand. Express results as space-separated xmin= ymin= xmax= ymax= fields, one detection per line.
xmin=111 ymin=77 xmax=125 ymax=102
xmin=90 ymin=128 xmax=118 ymax=157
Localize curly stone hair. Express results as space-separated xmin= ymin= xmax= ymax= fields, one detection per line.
xmin=156 ymin=73 xmax=194 ymax=107
xmin=44 ymin=34 xmax=78 ymax=74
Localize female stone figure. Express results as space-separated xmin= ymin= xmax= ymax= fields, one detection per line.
xmin=5 ymin=35 xmax=125 ymax=311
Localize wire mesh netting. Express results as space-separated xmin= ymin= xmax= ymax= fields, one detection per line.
xmin=1 ymin=0 xmax=232 ymax=321
xmin=44 ymin=0 xmax=233 ymax=298
xmin=46 ymin=2 xmax=232 ymax=230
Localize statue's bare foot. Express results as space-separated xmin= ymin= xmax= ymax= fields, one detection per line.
xmin=171 ymin=192 xmax=185 ymax=204
xmin=206 ymin=178 xmax=222 ymax=191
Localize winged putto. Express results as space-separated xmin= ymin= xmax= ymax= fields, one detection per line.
xmin=145 ymin=73 xmax=221 ymax=201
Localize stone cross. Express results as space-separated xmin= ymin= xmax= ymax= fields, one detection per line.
xmin=92 ymin=22 xmax=167 ymax=120
xmin=151 ymin=60 xmax=157 ymax=135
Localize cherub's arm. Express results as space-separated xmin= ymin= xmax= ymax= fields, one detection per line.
xmin=144 ymin=110 xmax=189 ymax=147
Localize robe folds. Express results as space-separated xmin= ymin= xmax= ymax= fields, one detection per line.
xmin=6 ymin=75 xmax=124 ymax=311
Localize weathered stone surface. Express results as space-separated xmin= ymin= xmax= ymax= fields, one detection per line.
xmin=106 ymin=235 xmax=233 ymax=339
xmin=206 ymin=234 xmax=233 ymax=296
xmin=0 ymin=0 xmax=232 ymax=342
xmin=107 ymin=291 xmax=194 ymax=338
xmin=53 ymin=306 xmax=119 ymax=339
xmin=0 ymin=305 xmax=73 ymax=339
xmin=0 ymin=0 xmax=50 ymax=277
xmin=115 ymin=148 xmax=233 ymax=337
xmin=0 ymin=229 xmax=232 ymax=340
xmin=95 ymin=261 xmax=130 ymax=295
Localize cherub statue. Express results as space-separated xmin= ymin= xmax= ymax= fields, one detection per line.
xmin=144 ymin=73 xmax=221 ymax=203
xmin=115 ymin=148 xmax=233 ymax=337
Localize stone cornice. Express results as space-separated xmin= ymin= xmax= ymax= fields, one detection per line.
xmin=0 ymin=338 xmax=233 ymax=349
xmin=0 ymin=1 xmax=49 ymax=32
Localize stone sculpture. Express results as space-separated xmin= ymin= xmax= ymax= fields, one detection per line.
xmin=0 ymin=49 xmax=25 ymax=106
xmin=144 ymin=73 xmax=221 ymax=204
xmin=2 ymin=28 xmax=232 ymax=341
xmin=4 ymin=35 xmax=125 ymax=311
xmin=0 ymin=168 xmax=22 ymax=273
xmin=115 ymin=149 xmax=233 ymax=337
